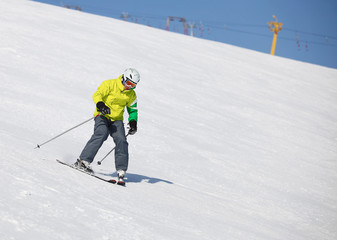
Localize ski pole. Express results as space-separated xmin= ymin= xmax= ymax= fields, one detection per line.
xmin=35 ymin=115 xmax=97 ymax=149
xmin=97 ymin=133 xmax=129 ymax=165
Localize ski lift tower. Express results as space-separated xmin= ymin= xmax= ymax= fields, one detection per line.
xmin=166 ymin=16 xmax=188 ymax=35
xmin=121 ymin=12 xmax=130 ymax=21
xmin=187 ymin=23 xmax=196 ymax=36
xmin=268 ymin=15 xmax=283 ymax=55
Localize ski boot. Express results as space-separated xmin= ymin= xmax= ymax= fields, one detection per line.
xmin=117 ymin=169 xmax=126 ymax=186
xmin=74 ymin=159 xmax=93 ymax=174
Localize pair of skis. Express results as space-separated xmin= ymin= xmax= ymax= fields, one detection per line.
xmin=56 ymin=159 xmax=126 ymax=186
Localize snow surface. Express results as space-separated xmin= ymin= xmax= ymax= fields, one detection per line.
xmin=1 ymin=0 xmax=337 ymax=239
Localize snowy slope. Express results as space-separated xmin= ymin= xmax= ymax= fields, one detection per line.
xmin=1 ymin=0 xmax=337 ymax=239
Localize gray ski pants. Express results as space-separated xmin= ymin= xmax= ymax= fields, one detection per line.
xmin=79 ymin=116 xmax=129 ymax=171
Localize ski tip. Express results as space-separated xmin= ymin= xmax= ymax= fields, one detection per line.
xmin=117 ymin=180 xmax=126 ymax=186
xmin=108 ymin=179 xmax=117 ymax=184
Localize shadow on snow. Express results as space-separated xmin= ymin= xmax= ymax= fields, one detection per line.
xmin=99 ymin=171 xmax=173 ymax=185
xmin=126 ymin=173 xmax=173 ymax=184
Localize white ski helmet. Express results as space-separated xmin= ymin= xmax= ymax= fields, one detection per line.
xmin=123 ymin=68 xmax=140 ymax=88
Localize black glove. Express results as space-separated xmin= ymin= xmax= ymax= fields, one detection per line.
xmin=128 ymin=120 xmax=137 ymax=135
xmin=96 ymin=101 xmax=111 ymax=115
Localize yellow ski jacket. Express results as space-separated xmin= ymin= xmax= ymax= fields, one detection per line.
xmin=92 ymin=75 xmax=138 ymax=122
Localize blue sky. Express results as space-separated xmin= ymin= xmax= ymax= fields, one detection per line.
xmin=33 ymin=0 xmax=337 ymax=69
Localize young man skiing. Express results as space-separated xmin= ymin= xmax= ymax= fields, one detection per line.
xmin=75 ymin=68 xmax=140 ymax=184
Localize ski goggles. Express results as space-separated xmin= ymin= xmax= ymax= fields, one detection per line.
xmin=124 ymin=78 xmax=137 ymax=89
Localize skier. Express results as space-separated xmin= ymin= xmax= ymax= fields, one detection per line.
xmin=75 ymin=68 xmax=140 ymax=183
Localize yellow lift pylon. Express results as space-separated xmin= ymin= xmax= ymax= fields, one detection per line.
xmin=268 ymin=15 xmax=283 ymax=55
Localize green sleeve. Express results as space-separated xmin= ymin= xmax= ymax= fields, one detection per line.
xmin=127 ymin=99 xmax=138 ymax=122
